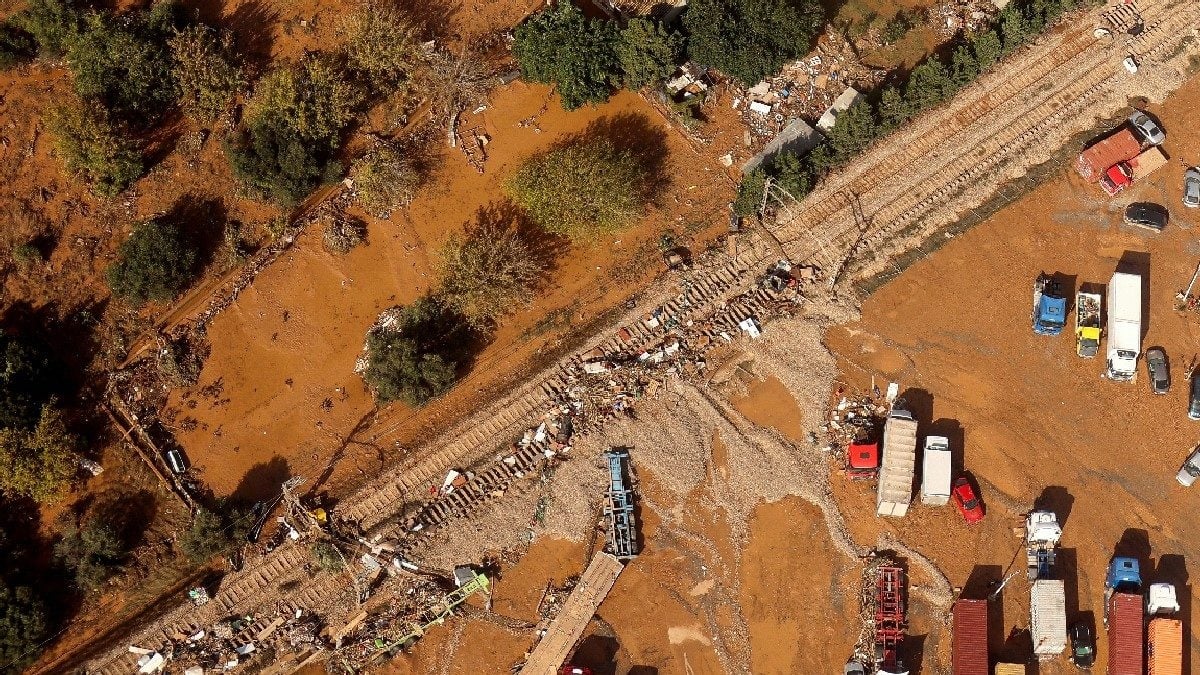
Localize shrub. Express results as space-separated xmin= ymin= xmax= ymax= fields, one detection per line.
xmin=311 ymin=540 xmax=345 ymax=572
xmin=106 ymin=218 xmax=199 ymax=306
xmin=732 ymin=168 xmax=765 ymax=217
xmin=66 ymin=11 xmax=176 ymax=121
xmin=178 ymin=506 xmax=241 ymax=563
xmin=47 ymin=98 xmax=143 ymax=197
xmin=615 ymin=18 xmax=683 ymax=90
xmin=11 ymin=243 xmax=43 ymax=270
xmin=361 ymin=297 xmax=466 ymax=406
xmin=226 ymin=120 xmax=327 ymax=205
xmin=0 ymin=579 xmax=46 ymax=670
xmin=169 ymin=25 xmax=245 ymax=124
xmin=247 ymin=54 xmax=363 ymax=144
xmin=512 ymin=3 xmax=620 ymax=110
xmin=341 ymin=0 xmax=418 ymax=89
xmin=0 ymin=404 xmax=79 ymax=503
xmin=54 ymin=518 xmax=128 ymax=590
xmin=11 ymin=0 xmax=80 ymax=56
xmin=437 ymin=214 xmax=543 ymax=326
xmin=0 ymin=23 xmax=35 ymax=69
xmin=970 ymin=29 xmax=1003 ymax=71
xmin=507 ymin=138 xmax=646 ymax=239
xmin=0 ymin=334 xmax=58 ymax=430
xmin=880 ymin=8 xmax=922 ymax=45
xmin=349 ymin=144 xmax=419 ymax=217
xmin=683 ymin=0 xmax=823 ymax=86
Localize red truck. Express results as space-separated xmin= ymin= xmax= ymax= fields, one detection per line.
xmin=1076 ymin=128 xmax=1142 ymax=182
xmin=1101 ymin=146 xmax=1168 ymax=195
xmin=951 ymin=599 xmax=988 ymax=675
xmin=1107 ymin=592 xmax=1144 ymax=675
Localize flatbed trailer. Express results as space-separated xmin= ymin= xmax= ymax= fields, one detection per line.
xmin=1075 ymin=292 xmax=1101 ymax=358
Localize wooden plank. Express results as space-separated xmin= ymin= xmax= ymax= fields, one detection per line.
xmin=519 ymin=553 xmax=624 ymax=674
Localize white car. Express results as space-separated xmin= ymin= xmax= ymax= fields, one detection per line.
xmin=1177 ymin=446 xmax=1200 ymax=486
xmin=1184 ymin=168 xmax=1200 ymax=208
xmin=1129 ymin=111 xmax=1165 ymax=144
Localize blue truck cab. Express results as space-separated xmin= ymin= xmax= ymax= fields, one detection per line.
xmin=1106 ymin=556 xmax=1142 ymax=592
xmin=1032 ymin=273 xmax=1068 ymax=335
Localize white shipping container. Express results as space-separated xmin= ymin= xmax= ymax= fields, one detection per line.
xmin=877 ymin=410 xmax=918 ymax=517
xmin=921 ymin=436 xmax=952 ymax=505
xmin=1030 ymin=579 xmax=1067 ymax=658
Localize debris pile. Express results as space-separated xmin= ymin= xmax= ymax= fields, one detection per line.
xmin=933 ymin=0 xmax=997 ymax=37
xmin=824 ymin=387 xmax=888 ymax=463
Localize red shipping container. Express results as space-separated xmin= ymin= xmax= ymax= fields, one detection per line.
xmin=952 ymin=599 xmax=988 ymax=675
xmin=1107 ymin=593 xmax=1144 ymax=675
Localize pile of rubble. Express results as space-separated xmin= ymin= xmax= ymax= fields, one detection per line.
xmin=733 ymin=33 xmax=887 ymax=148
xmin=933 ymin=0 xmax=998 ymax=38
xmin=823 ymin=387 xmax=888 ymax=461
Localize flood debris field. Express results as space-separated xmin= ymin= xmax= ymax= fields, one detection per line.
xmin=73 ymin=1 xmax=1200 ymax=674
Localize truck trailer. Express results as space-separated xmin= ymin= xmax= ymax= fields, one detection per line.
xmin=1105 ymin=273 xmax=1142 ymax=381
xmin=1030 ymin=579 xmax=1067 ymax=659
xmin=876 ymin=409 xmax=918 ymax=517
xmin=1075 ymin=291 xmax=1101 ymax=358
xmin=1076 ymin=128 xmax=1142 ymax=182
xmin=1107 ymin=593 xmax=1144 ymax=675
xmin=951 ymin=599 xmax=988 ymax=675
xmin=921 ymin=436 xmax=952 ymax=505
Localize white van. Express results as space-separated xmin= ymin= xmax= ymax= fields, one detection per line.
xmin=920 ymin=436 xmax=951 ymax=505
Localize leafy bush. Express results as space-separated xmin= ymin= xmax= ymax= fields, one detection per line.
xmin=437 ymin=213 xmax=543 ymax=326
xmin=512 ymin=2 xmax=620 ymax=110
xmin=179 ymin=506 xmax=245 ymax=563
xmin=732 ymin=168 xmax=765 ymax=217
xmin=169 ymin=25 xmax=245 ymax=124
xmin=683 ymin=0 xmax=823 ymax=86
xmin=11 ymin=0 xmax=81 ymax=56
xmin=247 ymin=54 xmax=363 ymax=144
xmin=880 ymin=8 xmax=922 ymax=45
xmin=11 ymin=242 xmax=43 ymax=269
xmin=106 ymin=218 xmax=199 ymax=306
xmin=54 ymin=518 xmax=128 ymax=590
xmin=349 ymin=143 xmax=419 ymax=217
xmin=66 ymin=11 xmax=176 ymax=121
xmin=341 ymin=0 xmax=417 ymax=89
xmin=0 ymin=404 xmax=79 ymax=503
xmin=362 ymin=297 xmax=466 ymax=406
xmin=0 ymin=579 xmax=46 ymax=670
xmin=311 ymin=540 xmax=345 ymax=572
xmin=615 ymin=18 xmax=683 ymax=90
xmin=507 ymin=138 xmax=646 ymax=239
xmin=47 ymin=98 xmax=143 ymax=197
xmin=226 ymin=119 xmax=327 ymax=205
xmin=0 ymin=23 xmax=35 ymax=69
xmin=0 ymin=334 xmax=58 ymax=430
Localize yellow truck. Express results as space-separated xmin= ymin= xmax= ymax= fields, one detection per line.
xmin=1075 ymin=291 xmax=1101 ymax=358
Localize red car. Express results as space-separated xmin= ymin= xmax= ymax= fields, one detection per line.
xmin=952 ymin=477 xmax=985 ymax=524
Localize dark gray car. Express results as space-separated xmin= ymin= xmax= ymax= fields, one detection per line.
xmin=1145 ymin=347 xmax=1170 ymax=394
xmin=1124 ymin=203 xmax=1168 ymax=232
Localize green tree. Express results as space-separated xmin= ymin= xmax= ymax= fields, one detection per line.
xmin=341 ymin=0 xmax=418 ymax=89
xmin=349 ymin=143 xmax=419 ymax=217
xmin=824 ymin=99 xmax=880 ymax=163
xmin=999 ymin=5 xmax=1028 ymax=52
xmin=683 ymin=0 xmax=823 ymax=86
xmin=876 ymin=85 xmax=910 ymax=131
xmin=47 ymin=98 xmax=143 ymax=197
xmin=0 ymin=404 xmax=79 ymax=503
xmin=0 ymin=23 xmax=35 ymax=69
xmin=512 ymin=2 xmax=620 ymax=110
xmin=615 ymin=18 xmax=682 ymax=89
xmin=949 ymin=44 xmax=979 ymax=88
xmin=66 ymin=11 xmax=175 ymax=120
xmin=247 ymin=53 xmax=363 ymax=143
xmin=507 ymin=138 xmax=646 ymax=239
xmin=437 ymin=211 xmax=544 ymax=327
xmin=771 ymin=150 xmax=812 ymax=199
xmin=178 ymin=506 xmax=242 ymax=563
xmin=226 ymin=120 xmax=326 ymax=205
xmin=105 ymin=218 xmax=199 ymax=306
xmin=11 ymin=0 xmax=80 ymax=56
xmin=880 ymin=8 xmax=921 ymax=45
xmin=732 ymin=168 xmax=765 ymax=216
xmin=362 ymin=297 xmax=466 ymax=406
xmin=169 ymin=25 xmax=245 ymax=124
xmin=970 ymin=29 xmax=1003 ymax=71
xmin=904 ymin=58 xmax=952 ymax=111
xmin=0 ymin=334 xmax=58 ymax=430
xmin=0 ymin=579 xmax=46 ymax=670
xmin=54 ymin=518 xmax=128 ymax=590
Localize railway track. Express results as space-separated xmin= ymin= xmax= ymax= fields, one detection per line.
xmin=80 ymin=3 xmax=1200 ymax=671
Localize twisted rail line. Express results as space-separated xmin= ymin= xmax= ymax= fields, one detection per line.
xmin=79 ymin=3 xmax=1200 ymax=671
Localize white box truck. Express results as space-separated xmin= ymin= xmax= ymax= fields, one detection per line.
xmin=1030 ymin=579 xmax=1067 ymax=659
xmin=920 ymin=436 xmax=951 ymax=505
xmin=877 ymin=409 xmax=918 ymax=517
xmin=1105 ymin=273 xmax=1142 ymax=381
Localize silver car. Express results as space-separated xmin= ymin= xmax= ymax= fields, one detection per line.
xmin=1129 ymin=111 xmax=1165 ymax=145
xmin=1177 ymin=446 xmax=1200 ymax=486
xmin=1185 ymin=168 xmax=1200 ymax=208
